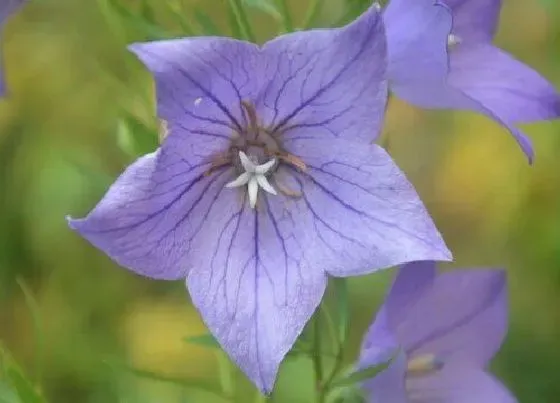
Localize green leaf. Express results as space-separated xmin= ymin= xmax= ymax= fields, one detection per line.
xmin=0 ymin=381 xmax=20 ymax=403
xmin=116 ymin=113 xmax=159 ymax=158
xmin=242 ymin=0 xmax=281 ymax=20
xmin=182 ymin=334 xmax=220 ymax=349
xmin=330 ymin=356 xmax=393 ymax=389
xmin=0 ymin=345 xmax=46 ymax=403
xmin=5 ymin=369 xmax=43 ymax=403
xmin=99 ymin=0 xmax=171 ymax=40
xmin=104 ymin=360 xmax=229 ymax=401
xmin=16 ymin=279 xmax=43 ymax=386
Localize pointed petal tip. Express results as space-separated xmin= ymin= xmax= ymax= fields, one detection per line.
xmin=66 ymin=215 xmax=81 ymax=230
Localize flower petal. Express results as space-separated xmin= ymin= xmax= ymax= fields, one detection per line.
xmin=394 ymin=268 xmax=508 ymax=368
xmin=360 ymin=307 xmax=399 ymax=368
xmin=186 ymin=195 xmax=328 ymax=393
xmin=383 ymin=0 xmax=453 ymax=100
xmin=385 ymin=261 xmax=437 ymax=327
xmin=407 ymin=366 xmax=517 ymax=403
xmin=256 ymin=4 xmax=387 ymax=143
xmin=362 ymin=351 xmax=409 ymax=403
xmin=129 ymin=37 xmax=260 ymax=133
xmin=68 ymin=123 xmax=233 ymax=279
xmin=359 ymin=263 xmax=434 ymax=380
xmin=279 ymin=138 xmax=452 ymax=277
xmin=449 ymin=44 xmax=560 ymax=124
xmin=1 ymin=0 xmax=28 ymax=96
xmin=389 ymin=75 xmax=535 ymax=161
xmin=444 ymin=0 xmax=502 ymax=43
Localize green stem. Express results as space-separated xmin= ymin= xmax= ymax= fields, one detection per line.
xmin=302 ymin=0 xmax=323 ymax=29
xmin=16 ymin=278 xmax=44 ymax=387
xmin=275 ymin=0 xmax=294 ymax=32
xmin=216 ymin=351 xmax=233 ymax=397
xmin=254 ymin=391 xmax=267 ymax=403
xmin=228 ymin=0 xmax=256 ymax=42
xmin=313 ymin=314 xmax=324 ymax=402
xmin=319 ymin=303 xmax=338 ymax=351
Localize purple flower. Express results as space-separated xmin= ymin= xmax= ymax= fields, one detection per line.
xmin=67 ymin=6 xmax=451 ymax=393
xmin=384 ymin=0 xmax=560 ymax=162
xmin=1 ymin=0 xmax=27 ymax=96
xmin=359 ymin=261 xmax=515 ymax=402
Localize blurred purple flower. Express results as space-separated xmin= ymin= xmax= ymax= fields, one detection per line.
xmin=67 ymin=5 xmax=452 ymax=393
xmin=359 ymin=261 xmax=515 ymax=403
xmin=1 ymin=0 xmax=27 ymax=96
xmin=384 ymin=0 xmax=560 ymax=162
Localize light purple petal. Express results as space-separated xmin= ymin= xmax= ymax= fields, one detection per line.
xmin=391 ymin=76 xmax=535 ymax=161
xmin=360 ymin=307 xmax=399 ymax=368
xmin=383 ymin=0 xmax=452 ymax=103
xmin=68 ymin=126 xmax=232 ymax=279
xmin=280 ymin=138 xmax=452 ymax=276
xmin=449 ymin=44 xmax=560 ymax=124
xmin=444 ymin=0 xmax=502 ymax=43
xmin=129 ymin=37 xmax=261 ymax=133
xmin=394 ymin=268 xmax=508 ymax=368
xmin=363 ymin=351 xmax=409 ymax=403
xmin=1 ymin=0 xmax=27 ymax=96
xmin=256 ymin=4 xmax=387 ymax=143
xmin=385 ymin=261 xmax=437 ymax=328
xmin=407 ymin=365 xmax=517 ymax=403
xmin=186 ymin=212 xmax=327 ymax=393
xmin=188 ymin=136 xmax=449 ymax=393
xmin=0 ymin=0 xmax=26 ymax=24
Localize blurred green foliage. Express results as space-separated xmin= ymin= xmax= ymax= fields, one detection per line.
xmin=1 ymin=0 xmax=560 ymax=402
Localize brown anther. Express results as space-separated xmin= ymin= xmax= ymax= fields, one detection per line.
xmin=279 ymin=153 xmax=307 ymax=171
xmin=240 ymin=100 xmax=259 ymax=135
xmin=204 ymin=153 xmax=231 ymax=176
xmin=276 ymin=181 xmax=302 ymax=198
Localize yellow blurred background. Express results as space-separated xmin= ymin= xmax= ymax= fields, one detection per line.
xmin=1 ymin=0 xmax=560 ymax=401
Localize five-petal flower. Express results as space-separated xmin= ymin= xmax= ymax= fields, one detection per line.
xmin=359 ymin=261 xmax=516 ymax=403
xmin=383 ymin=0 xmax=560 ymax=162
xmin=1 ymin=0 xmax=27 ymax=96
xmin=67 ymin=5 xmax=452 ymax=393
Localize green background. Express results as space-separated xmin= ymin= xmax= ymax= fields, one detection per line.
xmin=1 ymin=0 xmax=560 ymax=401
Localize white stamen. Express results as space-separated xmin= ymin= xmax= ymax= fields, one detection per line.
xmin=406 ymin=354 xmax=444 ymax=377
xmin=225 ymin=151 xmax=277 ymax=208
xmin=447 ymin=34 xmax=461 ymax=49
xmin=194 ymin=97 xmax=202 ymax=106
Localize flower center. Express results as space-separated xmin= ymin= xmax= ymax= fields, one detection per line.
xmin=225 ymin=151 xmax=277 ymax=208
xmin=220 ymin=100 xmax=307 ymax=208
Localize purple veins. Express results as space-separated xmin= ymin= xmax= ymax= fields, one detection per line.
xmin=359 ymin=261 xmax=516 ymax=403
xmin=67 ymin=5 xmax=451 ymax=393
xmin=383 ymin=0 xmax=560 ymax=162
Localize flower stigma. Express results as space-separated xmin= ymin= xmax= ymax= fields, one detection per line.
xmin=226 ymin=151 xmax=277 ymax=208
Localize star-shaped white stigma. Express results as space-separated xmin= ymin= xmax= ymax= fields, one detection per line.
xmin=225 ymin=151 xmax=277 ymax=208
